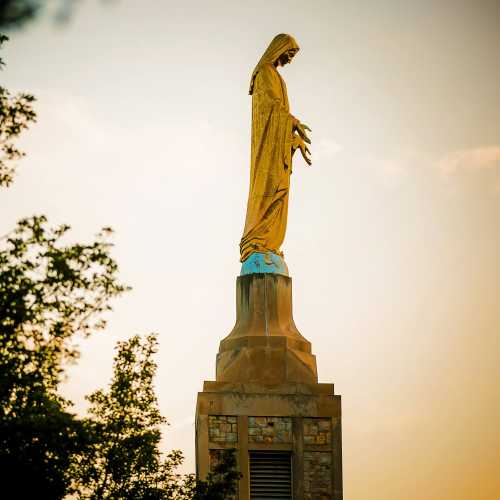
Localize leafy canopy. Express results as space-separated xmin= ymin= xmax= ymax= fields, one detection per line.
xmin=0 ymin=35 xmax=37 ymax=187
xmin=0 ymin=21 xmax=239 ymax=500
xmin=70 ymin=335 xmax=240 ymax=500
xmin=0 ymin=216 xmax=128 ymax=499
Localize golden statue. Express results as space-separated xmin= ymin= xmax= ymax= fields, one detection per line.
xmin=240 ymin=34 xmax=311 ymax=264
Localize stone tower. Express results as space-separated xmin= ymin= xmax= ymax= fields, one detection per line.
xmin=195 ymin=264 xmax=343 ymax=499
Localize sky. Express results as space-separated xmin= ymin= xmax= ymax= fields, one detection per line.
xmin=2 ymin=1 xmax=500 ymax=498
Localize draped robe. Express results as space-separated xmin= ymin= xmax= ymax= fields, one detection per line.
xmin=240 ymin=35 xmax=299 ymax=262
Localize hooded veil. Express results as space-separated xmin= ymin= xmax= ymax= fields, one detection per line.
xmin=240 ymin=34 xmax=300 ymax=262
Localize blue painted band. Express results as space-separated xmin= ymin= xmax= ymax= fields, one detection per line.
xmin=240 ymin=252 xmax=289 ymax=277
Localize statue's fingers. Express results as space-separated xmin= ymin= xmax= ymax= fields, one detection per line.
xmin=300 ymin=146 xmax=311 ymax=165
xmin=302 ymin=124 xmax=312 ymax=132
xmin=298 ymin=128 xmax=311 ymax=144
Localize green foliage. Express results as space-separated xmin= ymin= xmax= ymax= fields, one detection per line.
xmin=0 ymin=20 xmax=239 ymax=500
xmin=0 ymin=215 xmax=128 ymax=415
xmin=0 ymin=0 xmax=41 ymax=30
xmin=0 ymin=397 xmax=92 ymax=499
xmin=70 ymin=334 xmax=170 ymax=499
xmin=0 ymin=216 xmax=128 ymax=498
xmin=70 ymin=335 xmax=241 ymax=500
xmin=0 ymin=35 xmax=37 ymax=187
xmin=193 ymin=449 xmax=241 ymax=500
xmin=0 ymin=1 xmax=110 ymax=31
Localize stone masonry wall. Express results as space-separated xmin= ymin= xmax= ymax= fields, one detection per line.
xmin=208 ymin=415 xmax=238 ymax=443
xmin=303 ymin=417 xmax=331 ymax=445
xmin=206 ymin=415 xmax=335 ymax=498
xmin=248 ymin=416 xmax=292 ymax=443
xmin=304 ymin=451 xmax=332 ymax=499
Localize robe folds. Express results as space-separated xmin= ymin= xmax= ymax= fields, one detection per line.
xmin=239 ymin=62 xmax=296 ymax=262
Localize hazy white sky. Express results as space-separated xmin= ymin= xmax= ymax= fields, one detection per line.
xmin=2 ymin=1 xmax=500 ymax=499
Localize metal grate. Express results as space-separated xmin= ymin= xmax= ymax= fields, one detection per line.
xmin=249 ymin=451 xmax=292 ymax=499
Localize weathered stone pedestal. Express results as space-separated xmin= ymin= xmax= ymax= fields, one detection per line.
xmin=196 ymin=274 xmax=343 ymax=499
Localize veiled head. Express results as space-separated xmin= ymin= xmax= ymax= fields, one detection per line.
xmin=262 ymin=33 xmax=300 ymax=66
xmin=249 ymin=34 xmax=300 ymax=94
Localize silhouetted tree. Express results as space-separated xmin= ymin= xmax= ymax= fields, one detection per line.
xmin=70 ymin=335 xmax=240 ymax=500
xmin=0 ymin=216 xmax=128 ymax=498
xmin=0 ymin=35 xmax=36 ymax=186
xmin=70 ymin=334 xmax=178 ymax=499
xmin=192 ymin=449 xmax=241 ymax=500
xmin=0 ymin=0 xmax=41 ymax=29
xmin=0 ymin=0 xmax=96 ymax=30
xmin=1 ymin=16 xmax=239 ymax=500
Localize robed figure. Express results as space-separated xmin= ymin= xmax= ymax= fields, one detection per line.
xmin=240 ymin=34 xmax=311 ymax=263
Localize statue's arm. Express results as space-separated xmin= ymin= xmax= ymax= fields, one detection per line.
xmin=256 ymin=65 xmax=290 ymax=111
xmin=256 ymin=64 xmax=312 ymax=166
xmin=258 ymin=66 xmax=310 ymax=135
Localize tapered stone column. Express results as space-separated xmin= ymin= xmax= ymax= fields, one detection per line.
xmin=216 ymin=273 xmax=317 ymax=385
xmin=195 ymin=273 xmax=343 ymax=500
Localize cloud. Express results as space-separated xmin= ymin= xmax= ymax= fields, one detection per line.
xmin=380 ymin=157 xmax=416 ymax=179
xmin=375 ymin=149 xmax=431 ymax=189
xmin=376 ymin=146 xmax=500 ymax=183
xmin=369 ymin=145 xmax=500 ymax=198
xmin=314 ymin=138 xmax=342 ymax=161
xmin=438 ymin=147 xmax=500 ymax=175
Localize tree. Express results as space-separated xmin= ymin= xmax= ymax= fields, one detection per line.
xmin=1 ymin=18 xmax=239 ymax=500
xmin=192 ymin=449 xmax=241 ymax=500
xmin=0 ymin=34 xmax=36 ymax=187
xmin=0 ymin=29 xmax=116 ymax=500
xmin=0 ymin=216 xmax=128 ymax=498
xmin=70 ymin=334 xmax=173 ymax=499
xmin=70 ymin=334 xmax=240 ymax=500
xmin=0 ymin=0 xmax=89 ymax=30
xmin=0 ymin=0 xmax=41 ymax=30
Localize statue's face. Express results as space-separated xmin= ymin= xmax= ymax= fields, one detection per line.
xmin=276 ymin=48 xmax=298 ymax=67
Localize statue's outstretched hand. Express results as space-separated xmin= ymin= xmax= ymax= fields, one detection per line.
xmin=293 ymin=134 xmax=312 ymax=166
xmin=296 ymin=122 xmax=312 ymax=144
